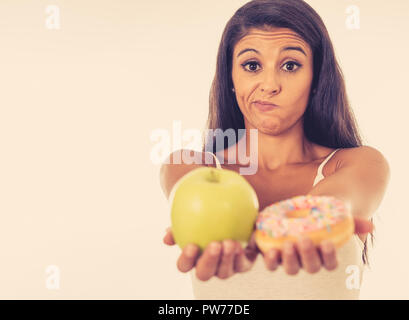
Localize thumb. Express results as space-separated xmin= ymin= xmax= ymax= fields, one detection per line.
xmin=354 ymin=217 xmax=374 ymax=235
xmin=163 ymin=227 xmax=176 ymax=245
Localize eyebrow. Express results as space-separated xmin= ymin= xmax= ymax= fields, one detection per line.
xmin=236 ymin=46 xmax=307 ymax=57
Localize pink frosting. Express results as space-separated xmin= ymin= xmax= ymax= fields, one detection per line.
xmin=256 ymin=195 xmax=350 ymax=238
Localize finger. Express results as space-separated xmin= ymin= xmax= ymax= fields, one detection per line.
xmin=319 ymin=240 xmax=338 ymax=271
xmin=176 ymin=244 xmax=200 ymax=273
xmin=354 ymin=218 xmax=374 ymax=235
xmin=216 ymin=240 xmax=236 ymax=279
xmin=195 ymin=242 xmax=222 ymax=281
xmin=163 ymin=229 xmax=175 ymax=246
xmin=264 ymin=248 xmax=280 ymax=271
xmin=234 ymin=243 xmax=253 ymax=273
xmin=244 ymin=244 xmax=259 ymax=263
xmin=242 ymin=231 xmax=260 ymax=262
xmin=282 ymin=241 xmax=300 ymax=275
xmin=247 ymin=230 xmax=258 ymax=251
xmin=296 ymin=236 xmax=321 ymax=274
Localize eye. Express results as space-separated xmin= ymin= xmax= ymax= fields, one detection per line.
xmin=241 ymin=61 xmax=260 ymax=72
xmin=282 ymin=61 xmax=301 ymax=73
xmin=240 ymin=60 xmax=302 ymax=73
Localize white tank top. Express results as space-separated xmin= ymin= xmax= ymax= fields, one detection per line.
xmin=190 ymin=149 xmax=365 ymax=299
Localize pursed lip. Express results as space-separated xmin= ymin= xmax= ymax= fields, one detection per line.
xmin=253 ymin=100 xmax=278 ymax=107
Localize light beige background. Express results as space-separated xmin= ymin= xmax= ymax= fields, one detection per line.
xmin=0 ymin=0 xmax=407 ymax=299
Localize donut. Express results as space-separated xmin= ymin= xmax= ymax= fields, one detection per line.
xmin=254 ymin=195 xmax=354 ymax=253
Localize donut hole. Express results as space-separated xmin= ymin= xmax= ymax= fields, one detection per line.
xmin=286 ymin=208 xmax=311 ymax=218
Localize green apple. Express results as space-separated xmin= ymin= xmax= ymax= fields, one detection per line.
xmin=170 ymin=166 xmax=259 ymax=253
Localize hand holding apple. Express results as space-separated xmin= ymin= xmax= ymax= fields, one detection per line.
xmin=169 ymin=167 xmax=259 ymax=253
xmin=163 ymin=227 xmax=259 ymax=280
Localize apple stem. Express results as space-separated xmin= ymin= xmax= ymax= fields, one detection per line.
xmin=207 ymin=169 xmax=220 ymax=183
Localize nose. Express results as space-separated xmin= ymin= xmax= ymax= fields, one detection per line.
xmin=259 ymin=68 xmax=281 ymax=94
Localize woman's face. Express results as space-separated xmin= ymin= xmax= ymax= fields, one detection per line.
xmin=232 ymin=27 xmax=314 ymax=135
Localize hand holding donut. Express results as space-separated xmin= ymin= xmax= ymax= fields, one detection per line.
xmin=163 ymin=227 xmax=259 ymax=281
xmin=257 ymin=195 xmax=374 ymax=275
xmin=261 ymin=217 xmax=373 ymax=275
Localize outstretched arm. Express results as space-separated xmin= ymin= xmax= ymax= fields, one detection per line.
xmin=262 ymin=146 xmax=390 ymax=274
xmin=307 ymin=146 xmax=390 ymax=221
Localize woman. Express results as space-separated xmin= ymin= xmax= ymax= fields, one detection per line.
xmin=160 ymin=0 xmax=390 ymax=299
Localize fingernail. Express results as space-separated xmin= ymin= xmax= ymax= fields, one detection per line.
xmin=268 ymin=249 xmax=277 ymax=259
xmin=283 ymin=242 xmax=294 ymax=254
xmin=186 ymin=245 xmax=196 ymax=258
xmin=210 ymin=243 xmax=221 ymax=255
xmin=321 ymin=241 xmax=334 ymax=254
xmin=300 ymin=238 xmax=312 ymax=249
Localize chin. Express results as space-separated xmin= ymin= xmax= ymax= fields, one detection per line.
xmin=256 ymin=118 xmax=280 ymax=131
xmin=255 ymin=125 xmax=281 ymax=136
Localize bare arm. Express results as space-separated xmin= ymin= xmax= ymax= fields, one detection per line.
xmin=308 ymin=146 xmax=391 ymax=221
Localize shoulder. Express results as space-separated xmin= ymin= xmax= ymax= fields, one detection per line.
xmin=159 ymin=149 xmax=217 ymax=199
xmin=314 ymin=145 xmax=390 ymax=179
xmin=337 ymin=146 xmax=390 ymax=173
xmin=309 ymin=145 xmax=390 ymax=220
xmin=334 ymin=146 xmax=391 ymax=190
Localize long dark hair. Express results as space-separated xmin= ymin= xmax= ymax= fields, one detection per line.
xmin=201 ymin=0 xmax=373 ymax=266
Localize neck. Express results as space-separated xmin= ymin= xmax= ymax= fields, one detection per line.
xmin=243 ymin=119 xmax=315 ymax=171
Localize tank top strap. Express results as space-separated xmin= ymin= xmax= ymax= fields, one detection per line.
xmin=317 ymin=148 xmax=341 ymax=176
xmin=312 ymin=148 xmax=341 ymax=187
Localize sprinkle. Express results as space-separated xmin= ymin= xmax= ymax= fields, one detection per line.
xmin=257 ymin=195 xmax=347 ymax=238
